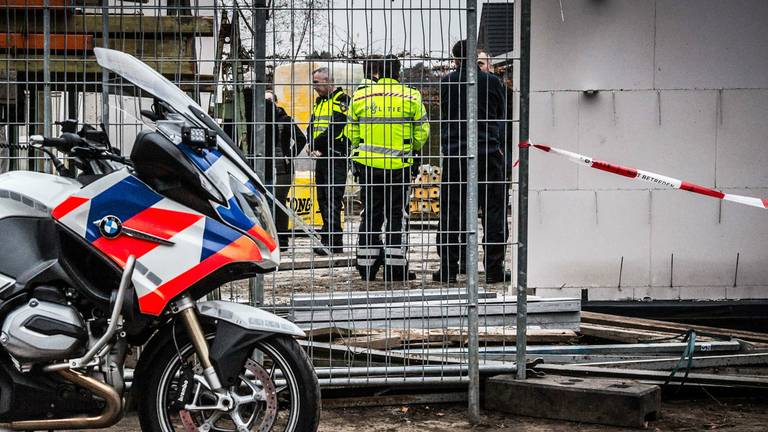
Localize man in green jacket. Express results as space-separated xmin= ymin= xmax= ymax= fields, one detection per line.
xmin=347 ymin=55 xmax=430 ymax=281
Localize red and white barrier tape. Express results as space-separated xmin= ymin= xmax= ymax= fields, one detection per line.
xmin=519 ymin=140 xmax=768 ymax=210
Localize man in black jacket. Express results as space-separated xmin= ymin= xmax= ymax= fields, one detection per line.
xmin=434 ymin=40 xmax=510 ymax=284
xmin=263 ymin=92 xmax=307 ymax=251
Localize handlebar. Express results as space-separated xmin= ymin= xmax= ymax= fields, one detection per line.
xmin=31 ymin=135 xmax=63 ymax=147
xmin=30 ymin=134 xmax=131 ymax=172
xmin=30 ymin=134 xmax=76 ymax=152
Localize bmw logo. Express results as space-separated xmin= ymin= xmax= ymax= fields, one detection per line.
xmin=98 ymin=215 xmax=123 ymax=239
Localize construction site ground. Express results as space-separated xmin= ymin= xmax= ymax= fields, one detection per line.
xmin=99 ymin=395 xmax=768 ymax=431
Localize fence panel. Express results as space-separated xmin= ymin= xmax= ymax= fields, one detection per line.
xmin=0 ymin=0 xmax=528 ymax=419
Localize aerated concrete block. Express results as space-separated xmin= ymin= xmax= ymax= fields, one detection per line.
xmin=485 ymin=374 xmax=661 ymax=429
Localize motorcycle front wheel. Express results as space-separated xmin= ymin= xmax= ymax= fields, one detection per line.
xmin=138 ymin=333 xmax=320 ymax=432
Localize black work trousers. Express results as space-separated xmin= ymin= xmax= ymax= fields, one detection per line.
xmin=315 ymin=156 xmax=347 ymax=250
xmin=355 ymin=163 xmax=410 ymax=281
xmin=438 ymin=151 xmax=508 ymax=278
xmin=272 ymin=172 xmax=292 ymax=251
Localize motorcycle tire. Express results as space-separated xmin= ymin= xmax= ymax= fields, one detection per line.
xmin=137 ymin=333 xmax=320 ymax=432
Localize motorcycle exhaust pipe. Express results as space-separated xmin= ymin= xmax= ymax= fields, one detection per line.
xmin=0 ymin=369 xmax=122 ymax=430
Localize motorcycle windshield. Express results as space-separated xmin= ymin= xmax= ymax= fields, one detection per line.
xmin=94 ymin=48 xmax=279 ymax=265
xmin=93 ymin=48 xmax=252 ymax=182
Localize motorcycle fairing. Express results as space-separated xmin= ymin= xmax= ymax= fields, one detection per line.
xmin=176 ymin=141 xmax=277 ymax=255
xmin=52 ymin=168 xmax=263 ymax=316
xmin=93 ymin=48 xmax=278 ymax=261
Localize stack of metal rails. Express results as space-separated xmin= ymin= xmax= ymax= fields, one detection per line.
xmin=279 ymin=289 xmax=768 ymax=395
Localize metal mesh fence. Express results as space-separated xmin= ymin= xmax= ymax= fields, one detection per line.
xmin=0 ymin=0 xmax=535 ymax=414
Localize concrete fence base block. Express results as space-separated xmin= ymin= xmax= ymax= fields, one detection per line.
xmin=485 ymin=374 xmax=661 ymax=429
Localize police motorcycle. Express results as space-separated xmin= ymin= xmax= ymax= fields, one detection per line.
xmin=0 ymin=48 xmax=319 ymax=431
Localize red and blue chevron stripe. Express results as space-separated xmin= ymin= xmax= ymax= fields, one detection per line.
xmin=52 ymin=169 xmax=271 ymax=316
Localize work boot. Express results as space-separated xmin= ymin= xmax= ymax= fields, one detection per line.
xmin=388 ymin=271 xmax=417 ymax=282
xmin=432 ymin=270 xmax=458 ymax=283
xmin=358 ymin=267 xmax=378 ymax=281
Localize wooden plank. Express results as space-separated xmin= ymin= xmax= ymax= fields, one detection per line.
xmin=580 ymin=323 xmax=689 ymax=344
xmin=307 ymin=326 xmax=577 ymax=346
xmin=0 ymin=33 xmax=93 ymax=51
xmin=392 ymin=327 xmax=577 ymax=345
xmin=79 ymin=0 xmax=148 ymax=4
xmin=1 ymin=0 xmax=146 ymax=5
xmin=0 ymin=15 xmax=214 ymax=36
xmin=0 ymin=55 xmax=197 ymax=76
xmin=303 ymin=326 xmax=362 ymax=340
xmin=446 ymin=328 xmax=577 ymax=344
xmin=581 ymin=311 xmax=768 ymax=344
xmin=337 ymin=334 xmax=402 ymax=350
xmin=1 ymin=0 xmax=68 ymax=7
xmin=98 ymin=37 xmax=195 ymax=59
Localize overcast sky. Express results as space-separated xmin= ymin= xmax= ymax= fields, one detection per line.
xmin=262 ymin=1 xmax=512 ymax=61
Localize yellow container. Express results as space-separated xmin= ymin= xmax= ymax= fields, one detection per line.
xmin=285 ymin=173 xmax=323 ymax=228
xmin=285 ymin=172 xmax=345 ymax=229
xmin=273 ymin=61 xmax=364 ymax=131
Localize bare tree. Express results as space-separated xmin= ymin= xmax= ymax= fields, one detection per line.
xmin=264 ymin=0 xmax=331 ymax=60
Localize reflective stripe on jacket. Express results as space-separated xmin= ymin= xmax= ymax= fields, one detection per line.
xmin=347 ymin=77 xmax=430 ymax=170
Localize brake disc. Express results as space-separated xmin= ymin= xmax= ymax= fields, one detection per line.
xmin=180 ymin=358 xmax=278 ymax=432
xmin=243 ymin=358 xmax=278 ymax=432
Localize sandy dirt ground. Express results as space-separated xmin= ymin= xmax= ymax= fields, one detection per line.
xmin=217 ymin=224 xmax=516 ymax=306
xmin=95 ymin=396 xmax=768 ymax=432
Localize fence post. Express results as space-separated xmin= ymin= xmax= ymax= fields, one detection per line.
xmin=516 ymin=0 xmax=532 ymax=381
xmin=101 ymin=0 xmax=110 ymax=129
xmin=465 ymin=0 xmax=481 ymax=424
xmin=248 ymin=0 xmax=268 ymax=306
xmin=43 ymin=0 xmax=51 ymax=149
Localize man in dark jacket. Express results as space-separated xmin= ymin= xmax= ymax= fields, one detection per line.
xmin=263 ymin=92 xmax=307 ymax=251
xmin=434 ymin=40 xmax=510 ymax=284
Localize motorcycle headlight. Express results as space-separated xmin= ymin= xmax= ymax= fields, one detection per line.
xmin=228 ymin=174 xmax=278 ymax=252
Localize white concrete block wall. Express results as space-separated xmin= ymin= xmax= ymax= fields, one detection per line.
xmin=528 ymin=91 xmax=579 ymax=190
xmin=717 ymin=90 xmax=768 ymax=188
xmin=527 ymin=0 xmax=768 ymax=300
xmin=655 ymin=0 xmax=768 ymax=89
xmin=529 ymin=190 xmax=651 ymax=287
xmin=531 ymin=1 xmax=655 ymax=91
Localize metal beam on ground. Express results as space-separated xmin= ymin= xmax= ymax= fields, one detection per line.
xmin=579 ymin=352 xmax=768 ymax=370
xmin=537 ymin=363 xmax=768 ymax=388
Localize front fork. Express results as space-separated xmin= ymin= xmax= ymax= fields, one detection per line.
xmin=171 ymin=295 xmax=226 ymax=393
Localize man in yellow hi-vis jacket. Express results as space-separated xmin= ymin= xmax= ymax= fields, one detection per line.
xmin=308 ymin=67 xmax=351 ymax=254
xmin=347 ymin=55 xmax=430 ymax=281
